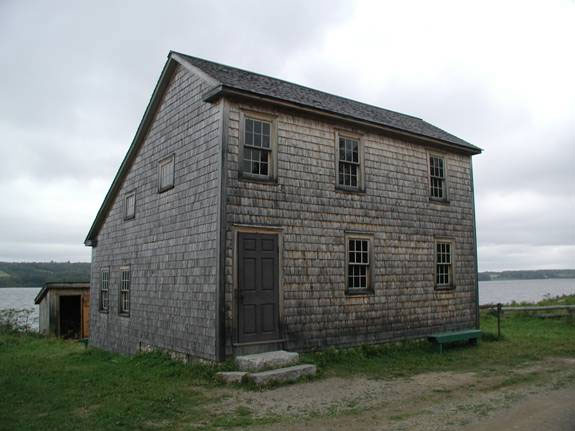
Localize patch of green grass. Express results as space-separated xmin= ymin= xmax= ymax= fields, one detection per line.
xmin=302 ymin=295 xmax=575 ymax=379
xmin=0 ymin=333 xmax=273 ymax=431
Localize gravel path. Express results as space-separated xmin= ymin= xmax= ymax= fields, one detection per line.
xmin=214 ymin=357 xmax=575 ymax=430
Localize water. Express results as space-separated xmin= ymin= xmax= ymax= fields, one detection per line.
xmin=479 ymin=278 xmax=575 ymax=305
xmin=0 ymin=287 xmax=41 ymax=329
xmin=1 ymin=280 xmax=575 ymax=328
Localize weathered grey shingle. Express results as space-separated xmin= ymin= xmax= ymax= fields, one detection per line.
xmin=174 ymin=52 xmax=480 ymax=153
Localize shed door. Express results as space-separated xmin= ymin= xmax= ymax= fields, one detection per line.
xmin=238 ymin=233 xmax=279 ymax=343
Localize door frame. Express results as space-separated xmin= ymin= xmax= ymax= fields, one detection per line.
xmin=232 ymin=224 xmax=283 ymax=345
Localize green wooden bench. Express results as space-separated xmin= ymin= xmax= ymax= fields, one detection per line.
xmin=427 ymin=329 xmax=481 ymax=353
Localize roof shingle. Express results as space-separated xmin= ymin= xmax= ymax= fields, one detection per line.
xmin=174 ymin=52 xmax=480 ymax=153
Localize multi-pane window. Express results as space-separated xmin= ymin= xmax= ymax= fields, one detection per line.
xmin=243 ymin=117 xmax=272 ymax=177
xmin=119 ymin=267 xmax=130 ymax=315
xmin=158 ymin=155 xmax=175 ymax=192
xmin=436 ymin=242 xmax=453 ymax=287
xmin=347 ymin=238 xmax=370 ymax=291
xmin=125 ymin=191 xmax=135 ymax=220
xmin=338 ymin=137 xmax=361 ymax=188
xmin=429 ymin=156 xmax=446 ymax=199
xmin=100 ymin=269 xmax=109 ymax=312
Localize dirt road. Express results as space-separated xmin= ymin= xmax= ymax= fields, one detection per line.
xmin=216 ymin=357 xmax=575 ymax=430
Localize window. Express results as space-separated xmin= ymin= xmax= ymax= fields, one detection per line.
xmin=158 ymin=155 xmax=175 ymax=192
xmin=429 ymin=155 xmax=446 ymax=200
xmin=242 ymin=116 xmax=273 ymax=178
xmin=124 ymin=191 xmax=136 ymax=220
xmin=100 ymin=269 xmax=109 ymax=312
xmin=346 ymin=235 xmax=372 ymax=293
xmin=435 ymin=241 xmax=454 ymax=289
xmin=336 ymin=132 xmax=364 ymax=191
xmin=119 ymin=266 xmax=130 ymax=315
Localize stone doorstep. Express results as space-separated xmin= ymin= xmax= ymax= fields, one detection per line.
xmin=235 ymin=350 xmax=299 ymax=372
xmin=215 ymin=371 xmax=248 ymax=384
xmin=216 ymin=364 xmax=317 ymax=386
xmin=246 ymin=364 xmax=317 ymax=386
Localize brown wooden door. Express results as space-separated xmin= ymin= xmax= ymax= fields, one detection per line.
xmin=238 ymin=233 xmax=279 ymax=343
xmin=81 ymin=291 xmax=90 ymax=338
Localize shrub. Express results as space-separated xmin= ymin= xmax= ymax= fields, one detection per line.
xmin=0 ymin=308 xmax=36 ymax=333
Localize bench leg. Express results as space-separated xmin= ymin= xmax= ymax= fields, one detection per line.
xmin=469 ymin=337 xmax=478 ymax=346
xmin=434 ymin=342 xmax=443 ymax=353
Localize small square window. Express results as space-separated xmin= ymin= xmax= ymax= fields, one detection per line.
xmin=124 ymin=191 xmax=136 ymax=220
xmin=158 ymin=155 xmax=175 ymax=193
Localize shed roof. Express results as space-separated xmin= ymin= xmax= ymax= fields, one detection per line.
xmin=34 ymin=282 xmax=90 ymax=305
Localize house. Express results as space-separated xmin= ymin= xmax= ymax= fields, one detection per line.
xmin=85 ymin=51 xmax=482 ymax=361
xmin=34 ymin=282 xmax=90 ymax=339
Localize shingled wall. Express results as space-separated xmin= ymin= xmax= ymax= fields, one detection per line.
xmin=89 ymin=64 xmax=221 ymax=360
xmin=224 ymin=101 xmax=477 ymax=354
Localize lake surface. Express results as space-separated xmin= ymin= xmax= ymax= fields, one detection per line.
xmin=1 ymin=279 xmax=575 ymax=330
xmin=479 ymin=278 xmax=575 ymax=305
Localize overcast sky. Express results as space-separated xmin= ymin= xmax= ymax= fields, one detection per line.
xmin=0 ymin=0 xmax=573 ymax=271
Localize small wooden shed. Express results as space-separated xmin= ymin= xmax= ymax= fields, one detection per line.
xmin=34 ymin=282 xmax=90 ymax=338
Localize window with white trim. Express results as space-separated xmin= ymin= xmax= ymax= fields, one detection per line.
xmin=158 ymin=155 xmax=175 ymax=192
xmin=100 ymin=269 xmax=109 ymax=312
xmin=243 ymin=117 xmax=272 ymax=177
xmin=119 ymin=266 xmax=130 ymax=315
xmin=429 ymin=156 xmax=446 ymax=199
xmin=338 ymin=136 xmax=361 ymax=189
xmin=125 ymin=191 xmax=136 ymax=220
xmin=346 ymin=236 xmax=371 ymax=292
xmin=435 ymin=241 xmax=453 ymax=288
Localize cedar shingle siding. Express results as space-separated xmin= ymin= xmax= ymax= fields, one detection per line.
xmin=89 ymin=64 xmax=221 ymax=359
xmin=87 ymin=53 xmax=480 ymax=361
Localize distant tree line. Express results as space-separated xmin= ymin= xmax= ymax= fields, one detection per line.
xmin=0 ymin=262 xmax=90 ymax=287
xmin=478 ymin=269 xmax=575 ymax=282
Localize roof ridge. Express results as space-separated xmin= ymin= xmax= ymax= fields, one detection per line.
xmin=171 ymin=51 xmax=424 ymax=122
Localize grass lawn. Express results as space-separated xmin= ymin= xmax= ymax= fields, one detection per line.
xmin=1 ymin=295 xmax=574 ymax=431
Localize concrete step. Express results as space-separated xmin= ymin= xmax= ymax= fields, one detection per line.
xmin=215 ymin=371 xmax=248 ymax=384
xmin=235 ymin=350 xmax=299 ymax=372
xmin=246 ymin=364 xmax=316 ymax=386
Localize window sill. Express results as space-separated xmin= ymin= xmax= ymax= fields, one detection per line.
xmin=434 ymin=285 xmax=456 ymax=291
xmin=124 ymin=215 xmax=135 ymax=221
xmin=345 ymin=288 xmax=374 ymax=296
xmin=429 ymin=197 xmax=450 ymax=205
xmin=99 ymin=309 xmax=109 ymax=314
xmin=239 ymin=173 xmax=277 ymax=185
xmin=335 ymin=186 xmax=366 ymax=195
xmin=158 ymin=184 xmax=174 ymax=194
xmin=118 ymin=312 xmax=130 ymax=318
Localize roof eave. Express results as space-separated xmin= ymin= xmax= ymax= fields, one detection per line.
xmin=204 ymin=86 xmax=482 ymax=155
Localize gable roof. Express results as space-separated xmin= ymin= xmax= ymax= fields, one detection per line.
xmin=85 ymin=52 xmax=480 ymax=245
xmin=172 ymin=51 xmax=481 ymax=153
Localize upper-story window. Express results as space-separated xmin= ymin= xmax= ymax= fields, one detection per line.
xmin=100 ymin=268 xmax=109 ymax=312
xmin=429 ymin=155 xmax=447 ymax=200
xmin=336 ymin=132 xmax=364 ymax=191
xmin=124 ymin=191 xmax=136 ymax=220
xmin=240 ymin=111 xmax=277 ymax=182
xmin=158 ymin=155 xmax=175 ymax=193
xmin=435 ymin=240 xmax=454 ymax=289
